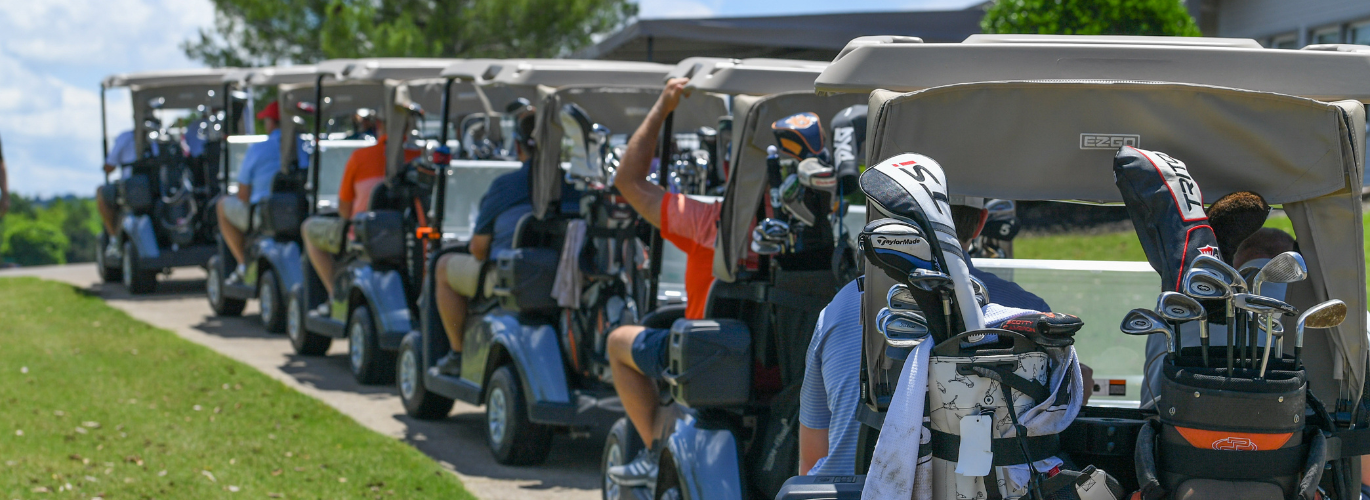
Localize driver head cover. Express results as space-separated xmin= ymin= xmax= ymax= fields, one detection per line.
xmin=771 ymin=112 xmax=826 ymax=161
xmin=1113 ymin=147 xmax=1220 ymax=292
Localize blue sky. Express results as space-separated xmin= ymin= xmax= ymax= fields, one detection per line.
xmin=0 ymin=0 xmax=980 ymax=196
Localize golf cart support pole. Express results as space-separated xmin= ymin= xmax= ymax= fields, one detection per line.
xmin=427 ymin=77 xmax=456 ymax=232
xmin=308 ymin=74 xmax=325 ymax=215
xmin=646 ymin=110 xmax=674 ymax=312
xmin=100 ymin=83 xmax=108 ymax=185
xmin=221 ymin=82 xmax=233 ymax=191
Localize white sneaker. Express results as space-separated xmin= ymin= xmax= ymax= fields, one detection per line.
xmin=607 ymin=448 xmax=658 ymax=487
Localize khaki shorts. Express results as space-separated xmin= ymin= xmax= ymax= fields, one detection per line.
xmin=221 ymin=196 xmax=251 ymax=231
xmin=303 ymin=215 xmax=346 ymax=255
xmin=444 ymin=253 xmax=493 ymax=298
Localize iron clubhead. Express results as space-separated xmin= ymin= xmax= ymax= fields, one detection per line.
xmin=1253 ymin=251 xmax=1308 ymax=294
xmin=1192 ymin=254 xmax=1247 ymax=292
xmin=887 ymin=285 xmax=921 ymax=312
xmin=1232 ymin=293 xmax=1300 ymax=317
xmin=1156 ymin=292 xmax=1205 ymax=323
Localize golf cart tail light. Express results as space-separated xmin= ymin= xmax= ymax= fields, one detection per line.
xmin=415 ymin=227 xmax=438 ymax=240
xmin=431 ymin=148 xmax=451 ymax=165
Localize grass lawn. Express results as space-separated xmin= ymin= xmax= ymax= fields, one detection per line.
xmin=1015 ymin=212 xmax=1370 ymax=306
xmin=0 ymin=278 xmax=475 ymax=500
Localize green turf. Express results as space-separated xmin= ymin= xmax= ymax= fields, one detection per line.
xmin=0 ymin=277 xmax=475 ymax=500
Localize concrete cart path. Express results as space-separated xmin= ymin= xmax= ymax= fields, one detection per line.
xmin=0 ymin=264 xmax=604 ymax=500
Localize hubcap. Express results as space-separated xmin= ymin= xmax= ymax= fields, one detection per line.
xmin=207 ymin=265 xmax=221 ymax=305
xmin=604 ymin=441 xmax=623 ymax=498
xmin=399 ymin=349 xmax=417 ymax=400
xmin=349 ymin=321 xmax=366 ymax=372
xmin=287 ymin=297 xmax=302 ymax=343
xmin=259 ymin=275 xmax=275 ymax=323
xmin=488 ymin=388 xmax=508 ymax=445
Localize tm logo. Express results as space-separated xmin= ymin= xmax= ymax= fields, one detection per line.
xmin=1080 ymin=133 xmax=1140 ymax=150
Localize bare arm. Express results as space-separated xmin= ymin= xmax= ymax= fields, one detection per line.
xmin=237 ymin=185 xmax=252 ymax=204
xmin=799 ymin=424 xmax=829 ymax=476
xmin=614 ymin=78 xmax=689 ymax=230
xmin=469 ymin=234 xmax=493 ymax=262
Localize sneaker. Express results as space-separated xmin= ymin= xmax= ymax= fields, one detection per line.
xmin=310 ymin=303 xmax=330 ymax=317
xmin=607 ymin=448 xmax=658 ymax=487
xmin=435 ymin=352 xmax=463 ymax=376
xmin=225 ymin=265 xmax=246 ymax=286
xmin=104 ymin=241 xmax=121 ymax=261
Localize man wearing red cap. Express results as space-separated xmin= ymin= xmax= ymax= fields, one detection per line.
xmin=216 ymin=101 xmax=283 ymax=284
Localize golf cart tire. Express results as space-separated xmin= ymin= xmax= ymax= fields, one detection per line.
xmin=96 ymin=232 xmax=122 ymax=283
xmin=121 ymin=240 xmax=157 ymax=295
xmin=486 ymin=365 xmax=553 ymax=465
xmin=206 ymin=255 xmax=246 ymax=317
xmin=348 ymin=305 xmax=395 ymax=385
xmin=259 ymin=268 xmax=286 ymax=333
xmin=602 ymin=417 xmax=648 ymax=500
xmin=287 ymin=285 xmax=331 ymax=356
xmin=397 ymin=332 xmax=454 ymax=420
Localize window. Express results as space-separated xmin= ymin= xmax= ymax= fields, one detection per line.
xmin=1312 ymin=27 xmax=1342 ymax=45
xmin=1272 ymin=34 xmax=1298 ymax=49
xmin=1351 ymin=22 xmax=1370 ymax=45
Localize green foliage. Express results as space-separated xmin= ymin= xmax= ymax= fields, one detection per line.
xmin=1 ymin=196 xmax=100 ymax=267
xmin=184 ymin=0 xmax=638 ymax=66
xmin=982 ymin=0 xmax=1202 ymax=37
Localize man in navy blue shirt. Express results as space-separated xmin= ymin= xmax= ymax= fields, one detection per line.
xmin=431 ymin=101 xmax=538 ymax=375
xmin=798 ymin=197 xmax=1092 ymax=476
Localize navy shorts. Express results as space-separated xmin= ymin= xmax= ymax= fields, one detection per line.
xmin=630 ymin=327 xmax=671 ymax=379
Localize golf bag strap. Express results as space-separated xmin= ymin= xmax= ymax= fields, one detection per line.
xmin=929 ymin=428 xmax=1061 ymax=466
xmin=1325 ymin=428 xmax=1370 ymax=459
xmin=1157 ymin=441 xmax=1305 ymax=480
xmin=966 ymin=364 xmax=1051 ymax=403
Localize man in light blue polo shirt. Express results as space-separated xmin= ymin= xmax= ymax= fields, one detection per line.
xmin=799 ymin=198 xmax=1068 ymax=476
xmin=217 ymin=101 xmax=284 ymax=283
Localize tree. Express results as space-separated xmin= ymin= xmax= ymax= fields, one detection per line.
xmin=981 ymin=0 xmax=1202 ymax=37
xmin=2 ymin=219 xmax=68 ymax=267
xmin=183 ymin=0 xmax=638 ymax=67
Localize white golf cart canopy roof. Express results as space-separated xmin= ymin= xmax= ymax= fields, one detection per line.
xmin=439 ymin=59 xmax=505 ymax=81
xmin=673 ymin=57 xmax=831 ymax=96
xmin=222 ymin=65 xmax=321 ymax=87
xmin=485 ymin=59 xmax=672 ymax=88
xmin=317 ymin=58 xmax=459 ymax=83
xmin=816 ymin=34 xmax=1370 ymax=102
xmin=103 ymin=67 xmax=237 ymax=90
xmin=812 ymin=33 xmax=1368 ymax=410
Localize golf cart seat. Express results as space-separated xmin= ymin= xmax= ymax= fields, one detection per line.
xmin=640 ymin=304 xmax=687 ymax=330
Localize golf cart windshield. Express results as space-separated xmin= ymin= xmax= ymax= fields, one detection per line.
xmin=279 ymin=81 xmax=388 ymax=212
xmin=817 ymin=36 xmax=1367 ymax=409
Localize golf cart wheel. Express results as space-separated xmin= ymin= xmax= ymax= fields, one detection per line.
xmin=602 ymin=417 xmax=647 ymax=500
xmin=258 ymin=268 xmax=286 ymax=333
xmin=485 ymin=365 xmax=553 ymax=465
xmin=398 ymin=332 xmax=454 ymax=420
xmin=121 ymin=240 xmax=157 ymax=295
xmin=286 ymin=285 xmax=330 ymax=356
xmin=206 ymin=255 xmax=246 ymax=316
xmin=348 ymin=305 xmax=395 ymax=385
xmin=95 ymin=232 xmax=121 ymax=283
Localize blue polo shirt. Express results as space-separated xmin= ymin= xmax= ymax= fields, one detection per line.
xmin=237 ymin=130 xmax=283 ymax=204
xmin=799 ymin=268 xmax=1051 ymax=475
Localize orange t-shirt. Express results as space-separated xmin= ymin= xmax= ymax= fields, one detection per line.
xmin=338 ymin=136 xmax=420 ymax=215
xmin=660 ymin=193 xmax=722 ymax=320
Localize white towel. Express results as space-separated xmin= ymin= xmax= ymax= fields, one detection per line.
xmin=552 ymin=219 xmax=587 ymax=308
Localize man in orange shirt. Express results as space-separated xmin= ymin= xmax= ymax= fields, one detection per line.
xmin=301 ymin=115 xmax=415 ymax=302
xmin=605 ymin=79 xmax=722 ymax=486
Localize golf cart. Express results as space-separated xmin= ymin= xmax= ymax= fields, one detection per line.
xmin=98 ymin=68 xmax=237 ymax=293
xmin=205 ymin=65 xmax=322 ymax=328
xmin=394 ymin=58 xmax=732 ymax=465
xmin=282 ymin=58 xmax=464 ymax=384
xmin=772 ymin=35 xmax=1370 ymax=499
xmin=618 ymin=58 xmax=866 ymax=500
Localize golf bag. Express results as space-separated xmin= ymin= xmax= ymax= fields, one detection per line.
xmin=1134 ymin=362 xmax=1325 ymax=500
xmin=756 ymin=112 xmax=836 ymax=270
xmin=1113 ymin=147 xmax=1219 ymax=292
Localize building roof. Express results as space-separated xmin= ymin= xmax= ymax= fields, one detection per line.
xmin=572 ymin=8 xmax=984 ymax=63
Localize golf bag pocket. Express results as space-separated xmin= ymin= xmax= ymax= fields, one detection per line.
xmin=925 ymin=330 xmax=1057 ymax=499
xmin=353 ymin=210 xmax=405 ymax=265
xmin=258 ymin=192 xmax=306 ymax=239
xmin=491 ymin=247 xmax=559 ymax=313
xmin=1135 ymin=363 xmax=1318 ymax=500
xmin=663 ymin=318 xmax=751 ymax=408
xmin=122 ymin=174 xmax=154 ymax=214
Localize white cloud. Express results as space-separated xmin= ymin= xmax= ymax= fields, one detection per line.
xmin=637 ymin=0 xmax=719 ymax=19
xmin=0 ymin=0 xmax=213 ymax=196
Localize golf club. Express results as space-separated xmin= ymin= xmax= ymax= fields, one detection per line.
xmin=1182 ymin=268 xmax=1229 ymax=367
xmin=886 ymin=284 xmax=920 ymax=312
xmin=909 ymin=268 xmax=955 ymax=335
xmin=859 ymin=218 xmax=934 ymax=285
xmin=1191 ymin=255 xmax=1245 ymax=371
xmin=969 ymin=275 xmax=989 ymax=308
xmin=1121 ymin=308 xmax=1175 ymax=355
xmin=1232 ymin=293 xmax=1299 ymax=368
xmin=1294 ymin=299 xmax=1348 ymax=371
xmin=999 ymin=312 xmax=1083 ymax=348
xmin=1256 ymin=317 xmax=1285 ymax=377
xmin=1251 ymin=251 xmax=1308 ymax=368
xmin=879 ymin=309 xmax=932 ymax=360
xmin=1155 ymin=292 xmax=1205 ymax=356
